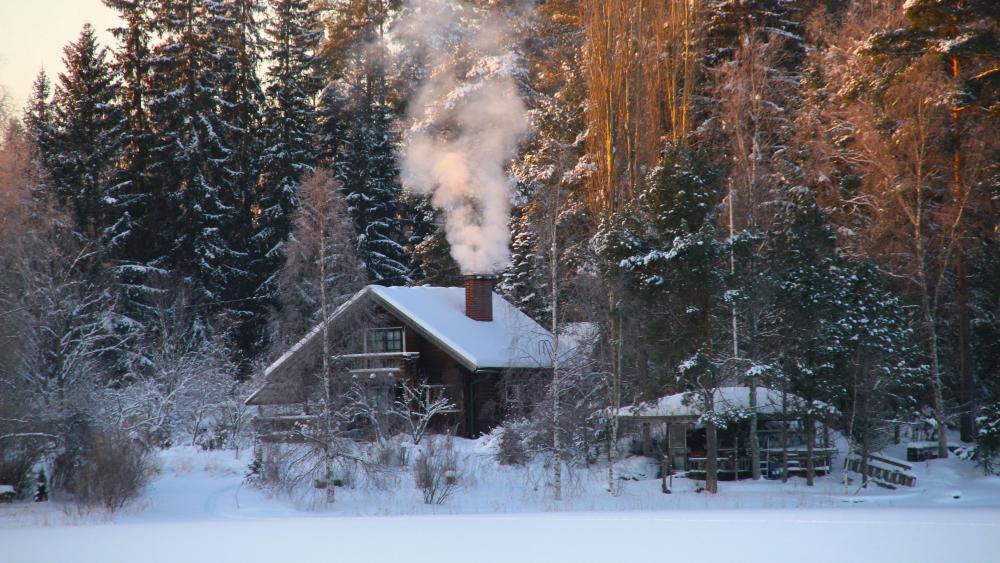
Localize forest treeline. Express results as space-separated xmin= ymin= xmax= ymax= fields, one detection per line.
xmin=1 ymin=0 xmax=999 ymax=504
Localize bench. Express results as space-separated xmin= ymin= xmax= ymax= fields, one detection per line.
xmin=0 ymin=484 xmax=15 ymax=503
xmin=848 ymin=452 xmax=916 ymax=488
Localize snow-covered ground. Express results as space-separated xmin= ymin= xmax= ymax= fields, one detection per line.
xmin=2 ymin=438 xmax=999 ymax=562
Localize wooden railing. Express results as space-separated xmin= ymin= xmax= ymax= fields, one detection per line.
xmin=687 ymin=448 xmax=837 ymax=479
xmin=336 ymin=352 xmax=419 ymax=378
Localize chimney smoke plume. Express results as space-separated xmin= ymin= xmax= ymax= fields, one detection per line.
xmin=397 ymin=0 xmax=530 ymax=275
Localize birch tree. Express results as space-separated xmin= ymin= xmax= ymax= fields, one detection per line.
xmin=278 ymin=167 xmax=362 ymax=503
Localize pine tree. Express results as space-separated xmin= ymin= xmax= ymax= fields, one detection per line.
xmin=49 ymin=24 xmax=123 ymax=244
xmin=867 ymin=0 xmax=1000 ymax=443
xmin=767 ymin=189 xmax=920 ymax=485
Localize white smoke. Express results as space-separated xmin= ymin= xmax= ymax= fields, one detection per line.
xmin=396 ymin=0 xmax=530 ymax=275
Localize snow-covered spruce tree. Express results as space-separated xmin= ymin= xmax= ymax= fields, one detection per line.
xmin=215 ymin=0 xmax=268 ymax=359
xmin=100 ymin=0 xmax=170 ymax=329
xmin=762 ymin=189 xmax=840 ymax=485
xmin=146 ymin=0 xmax=241 ymax=310
xmin=833 ymin=262 xmax=922 ymax=489
xmin=498 ymin=209 xmax=548 ymax=323
xmin=971 ymin=235 xmax=1000 ymax=474
xmin=23 ymin=72 xmax=58 ymax=186
xmin=337 ymin=61 xmax=410 ymax=286
xmin=411 ymin=228 xmax=462 ymax=287
xmin=316 ymin=85 xmax=348 ymax=165
xmin=972 ymin=404 xmax=1000 ymax=475
xmin=398 ymin=192 xmax=437 ymax=283
xmin=48 ymin=24 xmax=123 ymax=246
xmin=596 ymin=143 xmax=727 ymax=493
xmin=255 ymin=0 xmax=325 ymax=320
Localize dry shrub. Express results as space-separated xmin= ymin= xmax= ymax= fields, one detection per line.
xmin=414 ymin=436 xmax=461 ymax=505
xmin=59 ymin=428 xmax=153 ymax=512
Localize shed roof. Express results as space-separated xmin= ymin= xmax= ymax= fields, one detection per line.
xmin=616 ymin=387 xmax=822 ymax=419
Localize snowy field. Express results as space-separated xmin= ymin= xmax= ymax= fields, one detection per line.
xmin=2 ymin=440 xmax=1000 ymax=563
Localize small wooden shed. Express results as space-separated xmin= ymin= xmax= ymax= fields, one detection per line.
xmin=616 ymin=387 xmax=837 ymax=480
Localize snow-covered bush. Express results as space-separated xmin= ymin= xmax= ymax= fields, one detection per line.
xmin=103 ymin=295 xmax=244 ymax=449
xmin=495 ymin=421 xmax=531 ymax=465
xmin=414 ymin=436 xmax=461 ymax=505
xmin=972 ymin=404 xmax=1000 ymax=475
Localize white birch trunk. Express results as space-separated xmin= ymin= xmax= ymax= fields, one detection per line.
xmin=319 ymin=221 xmax=335 ymax=504
xmin=551 ymin=188 xmax=562 ymax=502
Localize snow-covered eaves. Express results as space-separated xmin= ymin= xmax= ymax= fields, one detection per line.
xmin=245 ymin=290 xmax=369 ymax=406
xmin=616 ymin=387 xmax=825 ymax=419
xmin=368 ymin=285 xmax=554 ymax=372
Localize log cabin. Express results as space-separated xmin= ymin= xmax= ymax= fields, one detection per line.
xmin=246 ymin=276 xmax=555 ymax=440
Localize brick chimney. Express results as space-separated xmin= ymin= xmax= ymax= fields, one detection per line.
xmin=464 ymin=275 xmax=495 ymax=321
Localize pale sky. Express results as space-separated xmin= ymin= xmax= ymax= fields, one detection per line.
xmin=0 ymin=0 xmax=121 ymax=110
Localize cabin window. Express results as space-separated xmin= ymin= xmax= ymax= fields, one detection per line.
xmin=503 ymin=376 xmax=540 ymax=417
xmin=366 ymin=327 xmax=403 ymax=353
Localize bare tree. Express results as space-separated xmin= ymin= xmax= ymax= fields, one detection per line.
xmin=103 ymin=288 xmax=238 ymax=449
xmin=277 ymin=167 xmax=363 ymax=503
xmin=393 ymin=379 xmax=456 ymax=446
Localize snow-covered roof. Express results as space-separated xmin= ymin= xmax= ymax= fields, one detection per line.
xmin=247 ymin=284 xmax=555 ymax=405
xmin=368 ymin=285 xmax=553 ymax=371
xmin=616 ymin=387 xmax=818 ymax=419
